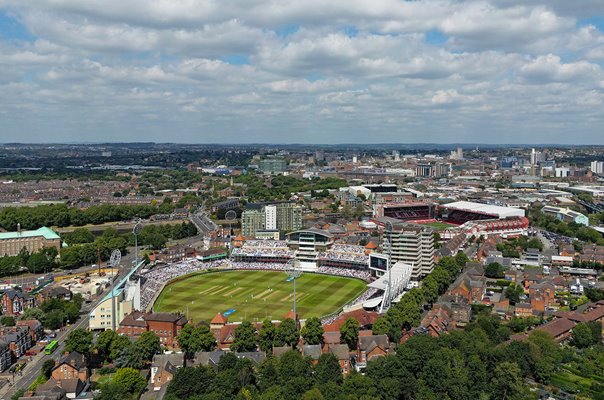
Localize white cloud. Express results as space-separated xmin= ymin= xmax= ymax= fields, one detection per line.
xmin=0 ymin=0 xmax=603 ymax=143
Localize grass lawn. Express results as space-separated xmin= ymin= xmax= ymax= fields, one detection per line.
xmin=421 ymin=221 xmax=455 ymax=230
xmin=154 ymin=270 xmax=367 ymax=323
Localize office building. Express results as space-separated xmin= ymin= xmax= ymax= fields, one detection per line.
xmin=258 ymin=157 xmax=287 ymax=174
xmin=0 ymin=226 xmax=61 ymax=257
xmin=377 ymin=219 xmax=435 ymax=281
xmin=241 ymin=202 xmax=302 ymax=238
xmin=541 ymin=206 xmax=589 ymax=226
xmin=415 ymin=163 xmax=433 ymax=178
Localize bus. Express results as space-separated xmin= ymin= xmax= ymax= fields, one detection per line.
xmin=44 ymin=340 xmax=59 ymax=355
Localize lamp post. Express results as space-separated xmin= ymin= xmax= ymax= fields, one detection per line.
xmin=384 ymin=221 xmax=394 ymax=310
xmin=133 ymin=220 xmax=143 ymax=267
xmin=284 ymin=258 xmax=302 ymax=318
xmin=108 ymin=249 xmax=121 ymax=331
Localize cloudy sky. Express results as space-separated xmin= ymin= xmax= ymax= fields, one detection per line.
xmin=1 ymin=1 xmax=604 ymax=144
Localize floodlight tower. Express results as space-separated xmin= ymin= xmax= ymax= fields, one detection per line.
xmin=384 ymin=220 xmax=394 ymax=310
xmin=133 ymin=219 xmax=143 ymax=267
xmin=108 ymin=249 xmax=121 ymax=331
xmin=284 ymin=258 xmax=302 ymax=318
xmin=225 ymin=210 xmax=237 ymax=249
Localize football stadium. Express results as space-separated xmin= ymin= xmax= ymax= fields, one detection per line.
xmin=152 ymin=269 xmax=367 ymax=323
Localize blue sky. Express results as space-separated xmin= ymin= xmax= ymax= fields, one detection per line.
xmin=0 ymin=1 xmax=604 ymax=144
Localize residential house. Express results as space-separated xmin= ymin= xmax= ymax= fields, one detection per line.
xmin=37 ymin=286 xmax=72 ymax=303
xmin=301 ymin=345 xmax=322 ymax=365
xmin=16 ymin=319 xmax=44 ymax=344
xmin=0 ymin=339 xmax=11 ymax=372
xmin=447 ymin=273 xmax=486 ymax=303
xmin=42 ymin=351 xmax=89 ymax=399
xmin=328 ymin=344 xmax=352 ymax=374
xmin=194 ymin=350 xmax=266 ymax=367
xmin=1 ymin=289 xmax=37 ymax=316
xmin=529 ymin=282 xmax=555 ymax=313
xmin=356 ymin=334 xmax=389 ymax=368
xmin=0 ymin=326 xmax=32 ymax=359
xmin=150 ymin=353 xmax=184 ymax=391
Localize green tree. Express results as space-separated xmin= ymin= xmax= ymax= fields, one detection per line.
xmin=300 ymin=317 xmax=324 ymax=345
xmin=42 ymin=359 xmax=56 ymax=379
xmin=258 ymin=319 xmax=276 ymax=353
xmin=187 ymin=324 xmax=217 ymax=354
xmin=485 ymin=262 xmax=505 ymax=278
xmin=571 ymin=321 xmax=600 ymax=348
xmin=167 ymin=365 xmax=216 ymax=399
xmin=505 ymin=284 xmax=525 ymax=305
xmin=231 ymin=321 xmax=257 ymax=352
xmin=0 ymin=316 xmax=15 ymax=326
xmin=301 ymin=388 xmax=324 ymax=400
xmin=314 ymin=353 xmax=343 ymax=385
xmin=96 ymin=330 xmax=117 ymax=361
xmin=491 ymin=362 xmax=529 ymax=400
xmin=109 ymin=335 xmax=132 ymax=360
xmin=339 ymin=318 xmax=359 ymax=350
xmin=113 ymin=368 xmax=147 ymax=394
xmin=274 ymin=318 xmax=299 ymax=348
xmin=65 ymin=328 xmax=93 ymax=355
xmin=136 ymin=331 xmax=161 ymax=361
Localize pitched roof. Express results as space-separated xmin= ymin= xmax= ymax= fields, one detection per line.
xmin=56 ymin=351 xmax=86 ymax=371
xmin=359 ymin=334 xmax=389 ymax=352
xmin=145 ymin=312 xmax=187 ymax=323
xmin=211 ymin=313 xmax=227 ymax=324
xmin=0 ymin=226 xmax=60 ymax=240
xmin=536 ymin=318 xmax=577 ymax=338
xmin=329 ymin=344 xmax=350 ymax=360
xmin=301 ymin=344 xmax=322 ymax=360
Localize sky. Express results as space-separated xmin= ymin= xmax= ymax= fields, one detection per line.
xmin=1 ymin=1 xmax=604 ymax=144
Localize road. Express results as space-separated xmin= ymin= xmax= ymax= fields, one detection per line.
xmin=0 ymin=265 xmax=132 ymax=399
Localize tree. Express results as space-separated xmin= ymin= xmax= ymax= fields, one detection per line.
xmin=109 ymin=335 xmax=132 ymax=360
xmin=314 ymin=353 xmax=343 ymax=385
xmin=274 ymin=318 xmax=299 ymax=348
xmin=187 ymin=324 xmax=217 ymax=354
xmin=339 ymin=318 xmax=359 ymax=350
xmin=167 ymin=365 xmax=216 ymax=399
xmin=65 ymin=328 xmax=93 ymax=355
xmin=301 ymin=388 xmax=324 ymax=400
xmin=505 ymin=284 xmax=525 ymax=305
xmin=0 ymin=316 xmax=15 ymax=326
xmin=113 ymin=368 xmax=147 ymax=394
xmin=258 ymin=319 xmax=276 ymax=353
xmin=136 ymin=331 xmax=161 ymax=361
xmin=96 ymin=330 xmax=117 ymax=361
xmin=491 ymin=362 xmax=529 ymax=400
xmin=43 ymin=309 xmax=66 ymax=330
xmin=300 ymin=317 xmax=324 ymax=345
xmin=571 ymin=321 xmax=601 ymax=349
xmin=231 ymin=321 xmax=257 ymax=352
xmin=42 ymin=359 xmax=56 ymax=379
xmin=485 ymin=262 xmax=505 ymax=278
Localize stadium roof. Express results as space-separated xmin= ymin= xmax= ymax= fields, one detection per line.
xmin=442 ymin=201 xmax=525 ymax=218
xmin=369 ymin=261 xmax=413 ymax=291
xmin=101 ymin=260 xmax=145 ymax=303
xmin=0 ymin=226 xmax=60 ymax=240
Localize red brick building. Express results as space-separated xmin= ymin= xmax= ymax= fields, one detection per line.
xmin=118 ymin=311 xmax=188 ymax=349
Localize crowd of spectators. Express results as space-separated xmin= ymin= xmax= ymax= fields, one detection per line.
xmin=317 ymin=266 xmax=371 ymax=281
xmin=230 ymin=261 xmax=288 ymax=271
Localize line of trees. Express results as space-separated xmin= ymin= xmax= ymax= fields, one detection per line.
xmin=371 ymin=252 xmax=469 ymax=342
xmin=0 ymin=203 xmax=159 ymax=231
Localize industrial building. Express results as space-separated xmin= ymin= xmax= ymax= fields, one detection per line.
xmin=541 ymin=206 xmax=589 ymax=226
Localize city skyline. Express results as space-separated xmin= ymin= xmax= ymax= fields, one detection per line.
xmin=1 ymin=1 xmax=604 ymax=144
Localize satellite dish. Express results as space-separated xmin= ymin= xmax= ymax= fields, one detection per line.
xmin=108 ymin=249 xmax=122 ymax=267
xmin=225 ymin=210 xmax=237 ymax=221
xmin=133 ymin=220 xmax=143 ymax=235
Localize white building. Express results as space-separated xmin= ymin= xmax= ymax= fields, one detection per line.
xmin=590 ymin=160 xmax=604 ymax=175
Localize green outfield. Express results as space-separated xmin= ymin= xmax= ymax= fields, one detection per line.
xmin=153 ymin=270 xmax=367 ymax=323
